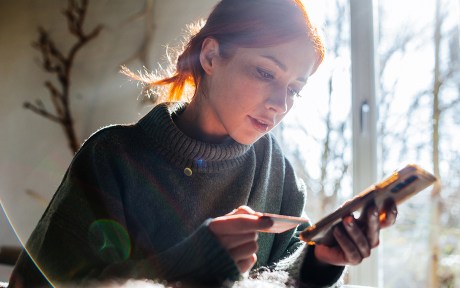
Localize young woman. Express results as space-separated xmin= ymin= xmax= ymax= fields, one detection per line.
xmin=9 ymin=0 xmax=397 ymax=287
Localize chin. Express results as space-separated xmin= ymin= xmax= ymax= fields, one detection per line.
xmin=232 ymin=134 xmax=265 ymax=145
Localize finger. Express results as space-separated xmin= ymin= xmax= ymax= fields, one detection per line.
xmin=228 ymin=241 xmax=258 ymax=262
xmin=220 ymin=232 xmax=258 ymax=250
xmin=358 ymin=201 xmax=377 ymax=222
xmin=334 ymin=223 xmax=364 ymax=265
xmin=380 ymin=200 xmax=398 ymax=228
xmin=361 ymin=203 xmax=381 ymax=248
xmin=342 ymin=216 xmax=371 ymax=259
xmin=314 ymin=243 xmax=347 ymax=266
xmin=333 ymin=225 xmax=363 ymax=265
xmin=233 ymin=206 xmax=260 ymax=215
xmin=315 ymin=223 xmax=338 ymax=247
xmin=210 ymin=215 xmax=273 ymax=235
xmin=236 ymin=254 xmax=257 ymax=273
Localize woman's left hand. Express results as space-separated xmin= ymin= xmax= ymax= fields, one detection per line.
xmin=314 ymin=200 xmax=398 ymax=266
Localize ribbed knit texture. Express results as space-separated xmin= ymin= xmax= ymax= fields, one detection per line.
xmin=138 ymin=102 xmax=252 ymax=172
xmin=9 ymin=102 xmax=343 ymax=288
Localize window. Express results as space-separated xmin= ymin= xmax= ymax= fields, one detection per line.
xmin=378 ymin=0 xmax=460 ymax=287
xmin=277 ymin=0 xmax=460 ymax=286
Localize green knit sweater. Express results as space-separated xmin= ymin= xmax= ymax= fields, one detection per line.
xmin=9 ymin=102 xmax=343 ymax=287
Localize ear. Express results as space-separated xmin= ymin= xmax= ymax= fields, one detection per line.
xmin=200 ymin=37 xmax=220 ymax=75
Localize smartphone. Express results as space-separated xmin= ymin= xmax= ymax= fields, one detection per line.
xmin=299 ymin=164 xmax=437 ymax=243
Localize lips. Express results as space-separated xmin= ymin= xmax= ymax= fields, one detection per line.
xmin=249 ymin=116 xmax=274 ymax=133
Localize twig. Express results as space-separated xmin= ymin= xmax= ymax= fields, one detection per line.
xmin=24 ymin=0 xmax=103 ymax=154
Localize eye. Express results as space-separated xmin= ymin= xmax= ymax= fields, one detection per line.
xmin=287 ymin=87 xmax=301 ymax=98
xmin=257 ymin=68 xmax=274 ymax=80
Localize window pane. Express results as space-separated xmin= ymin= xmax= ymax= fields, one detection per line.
xmin=274 ymin=0 xmax=352 ymax=223
xmin=377 ymin=0 xmax=460 ymax=287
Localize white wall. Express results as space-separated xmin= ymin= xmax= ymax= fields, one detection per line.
xmin=0 ymin=0 xmax=217 ymax=247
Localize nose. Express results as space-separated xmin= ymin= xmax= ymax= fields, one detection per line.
xmin=265 ymin=87 xmax=289 ymax=114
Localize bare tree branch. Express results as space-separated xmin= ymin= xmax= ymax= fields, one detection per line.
xmin=26 ymin=0 xmax=103 ymax=154
xmin=23 ymin=102 xmax=62 ymax=123
xmin=440 ymin=96 xmax=460 ymax=112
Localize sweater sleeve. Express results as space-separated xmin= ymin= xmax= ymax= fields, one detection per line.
xmin=267 ymin=156 xmax=345 ymax=287
xmin=94 ymin=220 xmax=239 ymax=285
xmin=9 ymin=128 xmax=238 ymax=287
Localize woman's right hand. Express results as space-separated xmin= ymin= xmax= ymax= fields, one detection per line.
xmin=209 ymin=206 xmax=273 ymax=273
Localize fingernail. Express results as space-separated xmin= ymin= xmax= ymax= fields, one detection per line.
xmin=372 ymin=208 xmax=379 ymax=217
xmin=344 ymin=216 xmax=354 ymax=227
xmin=260 ymin=216 xmax=273 ymax=226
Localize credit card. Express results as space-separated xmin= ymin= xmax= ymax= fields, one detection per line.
xmin=258 ymin=213 xmax=309 ymax=233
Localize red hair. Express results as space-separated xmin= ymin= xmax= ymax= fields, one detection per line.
xmin=126 ymin=0 xmax=324 ymax=103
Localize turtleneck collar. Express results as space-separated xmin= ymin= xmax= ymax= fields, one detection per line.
xmin=138 ymin=102 xmax=253 ymax=172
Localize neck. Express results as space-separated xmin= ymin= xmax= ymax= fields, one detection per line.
xmin=174 ymin=96 xmax=231 ymax=144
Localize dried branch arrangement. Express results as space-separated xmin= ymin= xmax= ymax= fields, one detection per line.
xmin=24 ymin=0 xmax=102 ymax=154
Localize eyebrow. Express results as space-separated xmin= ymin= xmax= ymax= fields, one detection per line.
xmin=261 ymin=55 xmax=308 ymax=83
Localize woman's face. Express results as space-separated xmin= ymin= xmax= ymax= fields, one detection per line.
xmin=191 ymin=37 xmax=318 ymax=145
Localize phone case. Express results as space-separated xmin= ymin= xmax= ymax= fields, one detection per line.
xmin=299 ymin=164 xmax=437 ymax=242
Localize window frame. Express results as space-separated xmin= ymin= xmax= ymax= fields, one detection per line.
xmin=349 ymin=0 xmax=380 ymax=286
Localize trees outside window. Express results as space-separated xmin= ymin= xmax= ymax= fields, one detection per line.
xmin=276 ymin=0 xmax=460 ymax=286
